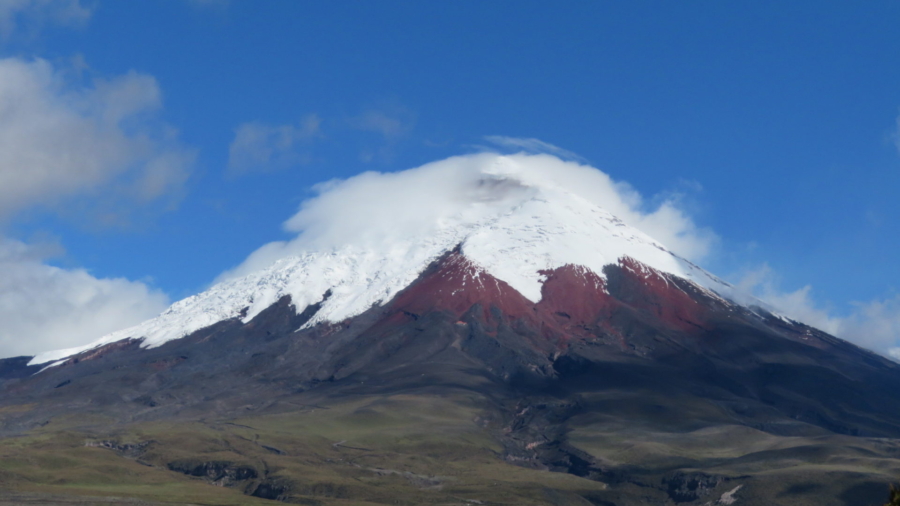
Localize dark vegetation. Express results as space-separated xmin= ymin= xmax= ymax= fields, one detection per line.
xmin=884 ymin=485 xmax=900 ymax=506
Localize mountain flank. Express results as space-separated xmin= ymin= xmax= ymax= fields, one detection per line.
xmin=1 ymin=154 xmax=898 ymax=505
xmin=0 ymin=251 xmax=898 ymax=505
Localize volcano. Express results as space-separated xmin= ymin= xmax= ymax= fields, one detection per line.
xmin=0 ymin=154 xmax=898 ymax=506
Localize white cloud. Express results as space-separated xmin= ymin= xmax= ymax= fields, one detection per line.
xmin=483 ymin=135 xmax=587 ymax=162
xmin=838 ymin=296 xmax=900 ymax=359
xmin=221 ymin=151 xmax=716 ymax=280
xmin=736 ymin=265 xmax=900 ymax=359
xmin=227 ymin=115 xmax=321 ymax=175
xmin=0 ymin=0 xmax=91 ymax=39
xmin=0 ymin=238 xmax=169 ymax=358
xmin=734 ymin=265 xmax=842 ymax=334
xmin=0 ymin=58 xmax=192 ymax=358
xmin=0 ymin=57 xmax=194 ymax=221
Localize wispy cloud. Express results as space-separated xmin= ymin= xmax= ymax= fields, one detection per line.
xmin=482 ymin=135 xmax=587 ymax=163
xmin=0 ymin=0 xmax=92 ymax=40
xmin=350 ymin=109 xmax=414 ymax=140
xmin=227 ymin=114 xmax=321 ymax=175
xmin=734 ymin=265 xmax=842 ymax=334
xmin=348 ymin=104 xmax=416 ymax=163
xmin=736 ymin=264 xmax=900 ymax=360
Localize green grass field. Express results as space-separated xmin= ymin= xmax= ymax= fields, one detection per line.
xmin=0 ymin=390 xmax=897 ymax=506
xmin=0 ymin=392 xmax=608 ymax=506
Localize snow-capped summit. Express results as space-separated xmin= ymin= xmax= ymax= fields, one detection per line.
xmin=30 ymin=153 xmax=730 ymax=366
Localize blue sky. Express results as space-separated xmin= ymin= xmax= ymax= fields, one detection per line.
xmin=1 ymin=0 xmax=899 ymax=358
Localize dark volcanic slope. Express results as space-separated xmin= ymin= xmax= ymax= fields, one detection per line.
xmin=2 ymin=252 xmax=899 ymax=435
xmin=1 ymin=253 xmax=899 ymax=505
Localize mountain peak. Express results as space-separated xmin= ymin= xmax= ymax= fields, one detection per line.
xmin=30 ymin=153 xmax=727 ymax=366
